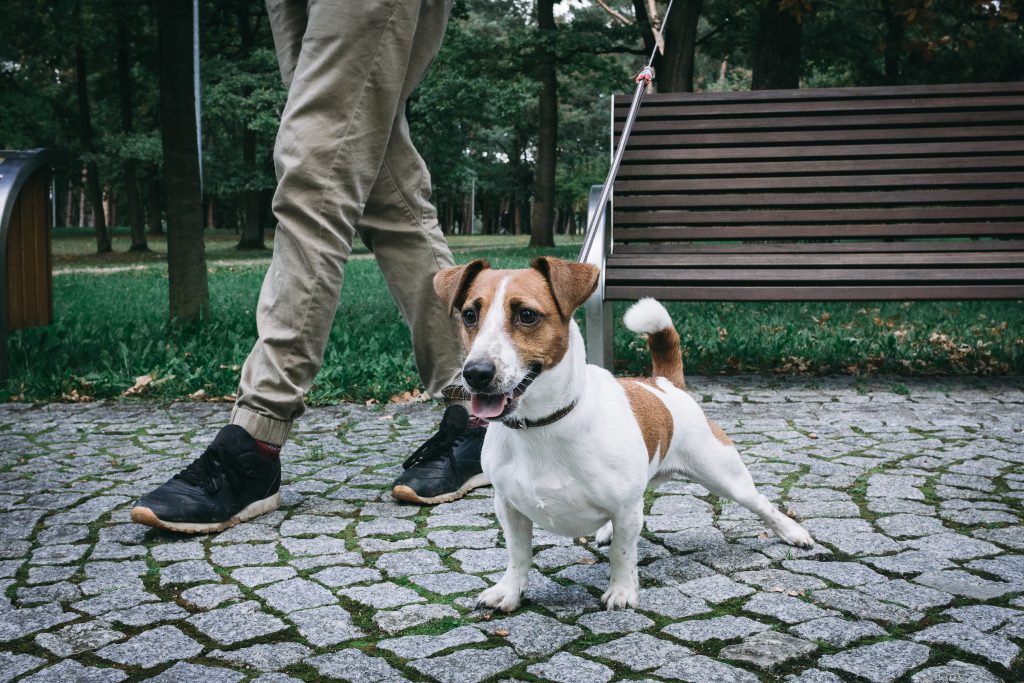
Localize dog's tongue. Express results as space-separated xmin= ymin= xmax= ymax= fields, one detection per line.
xmin=471 ymin=392 xmax=511 ymax=420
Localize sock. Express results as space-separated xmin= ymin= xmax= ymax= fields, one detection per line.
xmin=255 ymin=440 xmax=281 ymax=462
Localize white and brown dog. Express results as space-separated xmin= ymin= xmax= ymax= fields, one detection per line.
xmin=434 ymin=256 xmax=813 ymax=612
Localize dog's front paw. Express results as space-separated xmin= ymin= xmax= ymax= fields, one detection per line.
xmin=477 ymin=581 xmax=525 ymax=613
xmin=601 ymin=582 xmax=639 ymax=610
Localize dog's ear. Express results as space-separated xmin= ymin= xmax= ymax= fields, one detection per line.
xmin=434 ymin=260 xmax=490 ymax=315
xmin=531 ymin=257 xmax=599 ymax=320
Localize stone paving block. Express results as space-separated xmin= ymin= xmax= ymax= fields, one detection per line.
xmin=782 ymin=559 xmax=886 ymax=587
xmin=372 ymin=604 xmax=461 ymax=635
xmin=379 ymin=625 xmax=486 ymax=659
xmin=0 ymin=604 xmax=76 ymax=641
xmin=874 ymin=513 xmax=947 ymax=538
xmin=662 ymin=615 xmax=771 ymax=643
xmin=743 ymin=591 xmax=839 ymax=624
xmin=532 ymin=545 xmax=597 ymax=569
xmin=209 ymin=642 xmax=311 ymax=671
xmin=287 ymin=605 xmax=366 ymax=646
xmin=809 ymin=588 xmax=923 ymax=624
xmin=409 ymin=646 xmax=521 ymax=683
xmin=910 ymin=660 xmax=1005 ymax=682
xmin=30 ymin=543 xmax=90 ymax=565
xmin=527 ymin=652 xmax=614 ymax=683
xmin=636 ymin=587 xmax=712 ymax=619
xmin=733 ymin=568 xmax=827 ymax=592
xmin=310 ymin=566 xmax=382 ymax=587
xmin=308 ymin=648 xmax=408 ymax=683
xmin=96 ymin=625 xmax=203 ymax=669
xmin=339 ymin=581 xmax=426 ymax=609
xmin=159 ymin=559 xmax=220 ymax=586
xmin=452 ymin=548 xmax=507 ymax=573
xmin=16 ymin=581 xmax=81 ymax=605
xmin=943 ymin=605 xmax=1023 ymax=631
xmin=584 ymin=632 xmax=692 ymax=671
xmin=577 ymin=609 xmax=655 ymax=634
xmin=719 ymin=630 xmax=817 ymax=670
xmin=553 ymin=562 xmax=608 ymax=590
xmin=256 ymin=577 xmax=337 ymax=613
xmin=0 ymin=651 xmax=45 ymax=683
xmin=691 ymin=545 xmax=771 ymax=572
xmin=105 ymin=602 xmax=189 ymax=626
xmin=409 ymin=571 xmax=487 ymax=595
xmin=179 ymin=583 xmax=243 ymax=610
xmin=863 ymin=550 xmax=957 ymax=575
xmin=230 ymin=566 xmax=297 ymax=587
xmin=677 ymin=574 xmax=755 ymax=603
xmin=789 ymin=616 xmax=887 ymax=647
xmin=913 ymin=570 xmax=1022 ymax=600
xmin=905 ymin=532 xmax=1002 ymax=560
xmin=784 ymin=669 xmax=844 ymax=683
xmin=652 ymin=654 xmax=760 ymax=683
xmin=18 ymin=660 xmax=127 ymax=683
xmin=912 ymin=622 xmax=1019 ymax=668
xmin=209 ymin=542 xmax=279 ymax=567
xmin=477 ymin=610 xmax=583 ymax=656
xmin=375 ymin=549 xmax=446 ymax=576
xmin=427 ymin=529 xmax=498 ymax=549
xmin=967 ymin=555 xmax=1024 ymax=583
xmin=279 ymin=514 xmax=350 ymax=536
xmin=657 ymin=526 xmax=727 ymax=554
xmin=856 ymin=578 xmax=954 ymax=610
xmin=819 ymin=640 xmax=930 ymax=683
xmin=524 ymin=570 xmax=600 ymax=618
xmin=640 ymin=556 xmax=716 ymax=585
xmin=288 ymin=551 xmax=364 ymax=569
xmin=150 ymin=541 xmax=205 ymax=562
xmin=142 ymin=662 xmax=245 ymax=683
xmin=974 ymin=526 xmax=1024 ymax=550
xmin=186 ymin=600 xmax=288 ymax=645
xmin=280 ymin=536 xmax=351 ymax=557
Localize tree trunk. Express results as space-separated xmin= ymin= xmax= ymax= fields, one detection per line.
xmin=117 ymin=5 xmax=148 ymax=251
xmin=158 ymin=0 xmax=209 ymax=323
xmin=146 ymin=170 xmax=163 ymax=235
xmin=751 ymin=0 xmax=803 ymax=90
xmin=882 ymin=0 xmax=904 ymax=85
xmin=236 ymin=2 xmax=265 ymax=249
xmin=658 ymin=0 xmax=702 ymax=92
xmin=529 ymin=0 xmax=557 ymax=248
xmin=74 ymin=2 xmax=111 ymax=253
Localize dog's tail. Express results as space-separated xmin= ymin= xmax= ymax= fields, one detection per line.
xmin=623 ymin=298 xmax=685 ymax=389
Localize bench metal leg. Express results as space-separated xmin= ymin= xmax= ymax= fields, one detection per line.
xmin=585 ymin=295 xmax=613 ymax=369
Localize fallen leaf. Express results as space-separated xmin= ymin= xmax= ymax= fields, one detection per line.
xmin=787 ymin=590 xmax=804 ymax=597
xmin=578 ymin=557 xmax=597 ymax=565
xmin=123 ymin=374 xmax=154 ymax=397
xmin=495 ymin=628 xmax=509 ymax=637
xmin=786 ymin=508 xmax=797 ymax=519
xmin=189 ymin=389 xmax=207 ymax=400
xmin=480 ymin=613 xmax=492 ymax=622
xmin=806 ymin=432 xmax=818 ymax=439
xmin=758 ymin=531 xmax=770 ymax=540
xmin=767 ymin=586 xmax=785 ymax=593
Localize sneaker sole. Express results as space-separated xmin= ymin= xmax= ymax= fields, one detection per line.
xmin=391 ymin=472 xmax=490 ymax=505
xmin=129 ymin=492 xmax=281 ymax=534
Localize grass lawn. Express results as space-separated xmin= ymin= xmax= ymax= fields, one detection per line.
xmin=4 ymin=232 xmax=1022 ymax=403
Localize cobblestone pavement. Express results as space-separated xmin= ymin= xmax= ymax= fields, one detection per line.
xmin=1 ymin=376 xmax=1023 ymax=683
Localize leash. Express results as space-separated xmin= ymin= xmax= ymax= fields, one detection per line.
xmin=578 ymin=0 xmax=676 ymax=264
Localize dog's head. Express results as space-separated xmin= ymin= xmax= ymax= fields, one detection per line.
xmin=434 ymin=257 xmax=599 ymax=420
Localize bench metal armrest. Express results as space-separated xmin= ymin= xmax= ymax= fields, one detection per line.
xmin=583 ymin=184 xmax=613 ymax=369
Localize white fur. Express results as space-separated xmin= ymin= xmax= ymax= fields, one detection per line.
xmin=623 ymin=297 xmax=673 ymax=335
xmin=473 ymin=296 xmax=814 ymax=613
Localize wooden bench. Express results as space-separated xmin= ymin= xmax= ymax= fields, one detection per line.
xmin=0 ymin=149 xmax=65 ymax=378
xmin=582 ymin=81 xmax=1024 ymax=368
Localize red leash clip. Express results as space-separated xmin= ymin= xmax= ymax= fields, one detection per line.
xmin=634 ymin=66 xmax=655 ymax=86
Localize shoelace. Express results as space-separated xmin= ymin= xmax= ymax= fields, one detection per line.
xmin=401 ymin=422 xmax=460 ymax=471
xmin=174 ymin=446 xmax=233 ymax=493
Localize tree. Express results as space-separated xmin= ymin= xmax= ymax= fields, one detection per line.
xmin=116 ymin=0 xmax=147 ymax=251
xmin=158 ymin=0 xmax=209 ymax=322
xmin=630 ymin=0 xmax=704 ymax=92
xmin=74 ymin=0 xmax=111 ymax=251
xmin=529 ymin=0 xmax=558 ymax=248
xmin=751 ymin=0 xmax=807 ymax=89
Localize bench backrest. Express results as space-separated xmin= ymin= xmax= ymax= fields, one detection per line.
xmin=611 ymin=81 xmax=1024 ymax=248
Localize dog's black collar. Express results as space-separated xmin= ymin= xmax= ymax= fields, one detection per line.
xmin=500 ymin=399 xmax=578 ymax=430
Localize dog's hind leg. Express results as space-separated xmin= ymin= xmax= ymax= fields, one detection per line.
xmin=477 ymin=494 xmax=533 ymax=612
xmin=595 ymin=520 xmax=614 ymax=546
xmin=687 ymin=443 xmax=814 ymax=549
xmin=602 ymin=501 xmax=643 ymax=609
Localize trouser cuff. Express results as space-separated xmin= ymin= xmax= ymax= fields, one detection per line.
xmin=230 ymin=406 xmax=292 ymax=446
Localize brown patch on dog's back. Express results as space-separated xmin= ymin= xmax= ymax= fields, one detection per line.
xmin=619 ymin=379 xmax=673 ymax=462
xmin=707 ymin=418 xmax=733 ymax=446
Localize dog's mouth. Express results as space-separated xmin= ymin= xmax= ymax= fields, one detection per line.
xmin=469 ymin=363 xmax=541 ymax=420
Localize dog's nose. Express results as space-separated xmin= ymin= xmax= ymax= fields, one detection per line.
xmin=463 ymin=360 xmax=496 ymax=391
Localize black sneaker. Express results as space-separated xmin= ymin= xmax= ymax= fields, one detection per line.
xmin=130 ymin=425 xmax=281 ymax=533
xmin=391 ymin=405 xmax=489 ymax=505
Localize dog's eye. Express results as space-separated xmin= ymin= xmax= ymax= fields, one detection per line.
xmin=461 ymin=308 xmax=478 ymax=326
xmin=517 ymin=309 xmax=540 ymax=325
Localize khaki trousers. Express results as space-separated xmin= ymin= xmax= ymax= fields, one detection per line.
xmin=232 ymin=0 xmax=461 ymax=445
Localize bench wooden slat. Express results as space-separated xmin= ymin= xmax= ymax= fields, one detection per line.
xmin=615 ymin=172 xmax=1024 ymax=194
xmin=607 ymin=251 xmax=1024 ymax=268
xmin=603 ymin=284 xmax=1024 ymax=301
xmin=606 ymin=267 xmax=1024 ymax=283
xmin=613 ymin=240 xmax=1024 ymax=254
xmin=618 ymin=155 xmax=1024 ymax=179
xmin=615 ymin=206 xmax=1024 ymax=227
xmin=622 ymin=140 xmax=1024 ymax=163
xmin=615 ymin=188 xmax=1024 ymax=209
xmin=614 ymin=223 xmax=1024 ymax=241
xmin=622 ymin=125 xmax=1024 ymax=149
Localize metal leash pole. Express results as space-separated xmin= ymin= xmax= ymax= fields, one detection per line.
xmin=578 ymin=0 xmax=675 ymax=264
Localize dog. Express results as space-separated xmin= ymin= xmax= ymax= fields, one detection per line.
xmin=433 ymin=256 xmax=814 ymax=612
